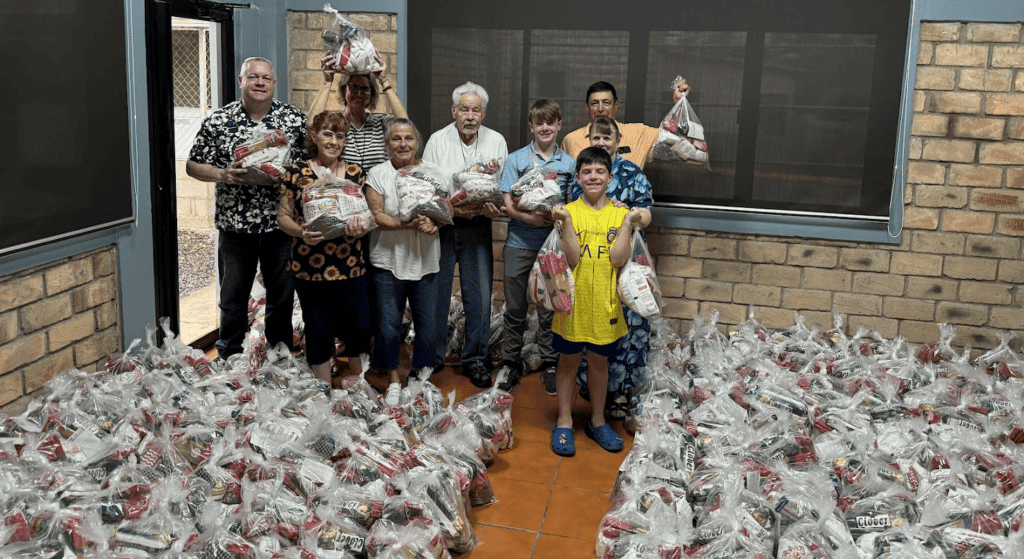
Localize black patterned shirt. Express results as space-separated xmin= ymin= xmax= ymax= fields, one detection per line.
xmin=280 ymin=160 xmax=368 ymax=282
xmin=188 ymin=100 xmax=308 ymax=233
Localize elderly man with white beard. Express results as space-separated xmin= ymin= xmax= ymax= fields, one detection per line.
xmin=422 ymin=81 xmax=509 ymax=388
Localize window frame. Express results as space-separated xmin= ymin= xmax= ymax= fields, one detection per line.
xmin=406 ymin=0 xmax=919 ymax=245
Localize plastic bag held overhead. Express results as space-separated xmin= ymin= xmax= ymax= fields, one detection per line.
xmin=652 ymin=75 xmax=710 ymax=168
xmin=322 ymin=4 xmax=383 ymax=73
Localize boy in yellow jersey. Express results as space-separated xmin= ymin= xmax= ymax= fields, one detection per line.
xmin=549 ymin=147 xmax=643 ymax=456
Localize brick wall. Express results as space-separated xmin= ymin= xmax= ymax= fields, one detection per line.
xmin=177 ymin=160 xmax=215 ymax=230
xmin=287 ymin=10 xmax=400 ymax=115
xmin=0 ymin=246 xmax=122 ymax=415
xmin=641 ymin=21 xmax=1023 ymax=353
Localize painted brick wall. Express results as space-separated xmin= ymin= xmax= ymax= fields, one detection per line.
xmin=641 ymin=21 xmax=1023 ymax=353
xmin=0 ymin=246 xmax=122 ymax=415
xmin=287 ymin=10 xmax=399 ymax=115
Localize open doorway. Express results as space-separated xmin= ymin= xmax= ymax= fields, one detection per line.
xmin=172 ymin=17 xmax=221 ymax=345
xmin=146 ymin=0 xmax=235 ymax=348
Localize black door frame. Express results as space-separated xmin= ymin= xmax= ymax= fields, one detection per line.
xmin=145 ymin=0 xmax=236 ymax=346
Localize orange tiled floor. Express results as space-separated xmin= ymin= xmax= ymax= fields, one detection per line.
xmin=429 ymin=365 xmax=631 ymax=559
xmin=211 ymin=347 xmax=629 ymax=558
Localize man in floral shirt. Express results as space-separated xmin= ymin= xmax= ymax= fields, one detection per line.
xmin=186 ymin=57 xmax=308 ymax=359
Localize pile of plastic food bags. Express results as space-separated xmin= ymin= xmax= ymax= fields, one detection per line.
xmin=600 ymin=310 xmax=1024 ymax=559
xmin=0 ymin=318 xmax=514 ymax=557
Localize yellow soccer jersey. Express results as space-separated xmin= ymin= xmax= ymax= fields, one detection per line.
xmin=552 ymin=199 xmax=629 ymax=346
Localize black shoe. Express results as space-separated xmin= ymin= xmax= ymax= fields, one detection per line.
xmin=496 ymin=360 xmax=524 ymax=392
xmin=541 ymin=364 xmax=557 ymax=396
xmin=466 ymin=361 xmax=492 ymax=389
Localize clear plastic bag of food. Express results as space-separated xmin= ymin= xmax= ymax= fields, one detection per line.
xmin=322 ymin=4 xmax=382 ymax=73
xmin=510 ymin=165 xmax=561 ymax=213
xmin=534 ymin=225 xmax=575 ymax=315
xmin=617 ymin=229 xmax=663 ymax=317
xmin=450 ymin=158 xmax=504 ymax=211
xmin=301 ymin=172 xmax=376 ymax=240
xmin=651 ymin=76 xmax=710 ymax=168
xmin=233 ymin=124 xmax=292 ymax=184
xmin=396 ymin=165 xmax=453 ymax=226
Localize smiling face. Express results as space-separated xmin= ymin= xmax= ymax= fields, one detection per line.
xmin=387 ymin=123 xmax=419 ymax=166
xmin=452 ymin=93 xmax=486 ymax=139
xmin=343 ymin=74 xmax=372 ymax=110
xmin=238 ymin=60 xmax=275 ymax=106
xmin=529 ymin=118 xmax=562 ymax=148
xmin=586 ymin=90 xmax=618 ymax=122
xmin=589 ymin=129 xmax=620 ymax=157
xmin=312 ymin=127 xmax=346 ymax=165
xmin=577 ymin=161 xmax=611 ymax=199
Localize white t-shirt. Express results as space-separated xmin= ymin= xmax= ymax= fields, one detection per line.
xmin=366 ymin=160 xmax=446 ymax=281
xmin=422 ymin=122 xmax=509 ymax=191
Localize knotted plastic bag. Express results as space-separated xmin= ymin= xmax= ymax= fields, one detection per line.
xmin=651 ymin=76 xmax=709 ymax=168
xmin=322 ymin=4 xmax=382 ymax=73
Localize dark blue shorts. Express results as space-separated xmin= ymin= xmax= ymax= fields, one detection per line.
xmin=552 ymin=333 xmax=620 ymax=358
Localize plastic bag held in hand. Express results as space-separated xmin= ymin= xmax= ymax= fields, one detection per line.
xmin=450 ymin=158 xmax=504 ymax=210
xmin=533 ymin=224 xmax=575 ymax=315
xmin=322 ymin=4 xmax=382 ymax=73
xmin=652 ymin=76 xmax=710 ymax=168
xmin=617 ymin=229 xmax=663 ymax=317
xmin=396 ymin=164 xmax=454 ymax=225
xmin=301 ymin=170 xmax=376 ymax=240
xmin=510 ymin=165 xmax=561 ymax=214
xmin=233 ymin=126 xmax=291 ymax=184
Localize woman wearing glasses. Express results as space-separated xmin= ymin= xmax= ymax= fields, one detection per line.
xmin=307 ymin=52 xmax=408 ymax=170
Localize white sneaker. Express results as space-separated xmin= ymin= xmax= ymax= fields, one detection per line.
xmin=384 ymin=382 xmax=401 ymax=407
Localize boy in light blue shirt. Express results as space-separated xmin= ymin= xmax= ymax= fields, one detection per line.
xmin=496 ymin=99 xmax=576 ymax=392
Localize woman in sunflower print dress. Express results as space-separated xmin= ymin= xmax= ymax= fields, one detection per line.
xmin=568 ymin=117 xmax=654 ymax=421
xmin=278 ymin=111 xmax=372 ymax=384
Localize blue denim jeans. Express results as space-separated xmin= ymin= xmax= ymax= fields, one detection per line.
xmin=434 ymin=216 xmax=493 ymax=368
xmin=373 ymin=267 xmax=440 ymax=371
xmin=216 ymin=229 xmax=295 ymax=357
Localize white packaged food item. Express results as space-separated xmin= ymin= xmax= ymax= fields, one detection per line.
xmin=651 ymin=75 xmax=710 ymax=168
xmin=322 ymin=4 xmax=382 ymax=73
xmin=617 ymin=229 xmax=662 ymax=317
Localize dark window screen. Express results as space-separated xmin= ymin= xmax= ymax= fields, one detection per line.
xmin=407 ymin=0 xmax=910 ymax=219
xmin=0 ymin=1 xmax=133 ymax=255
